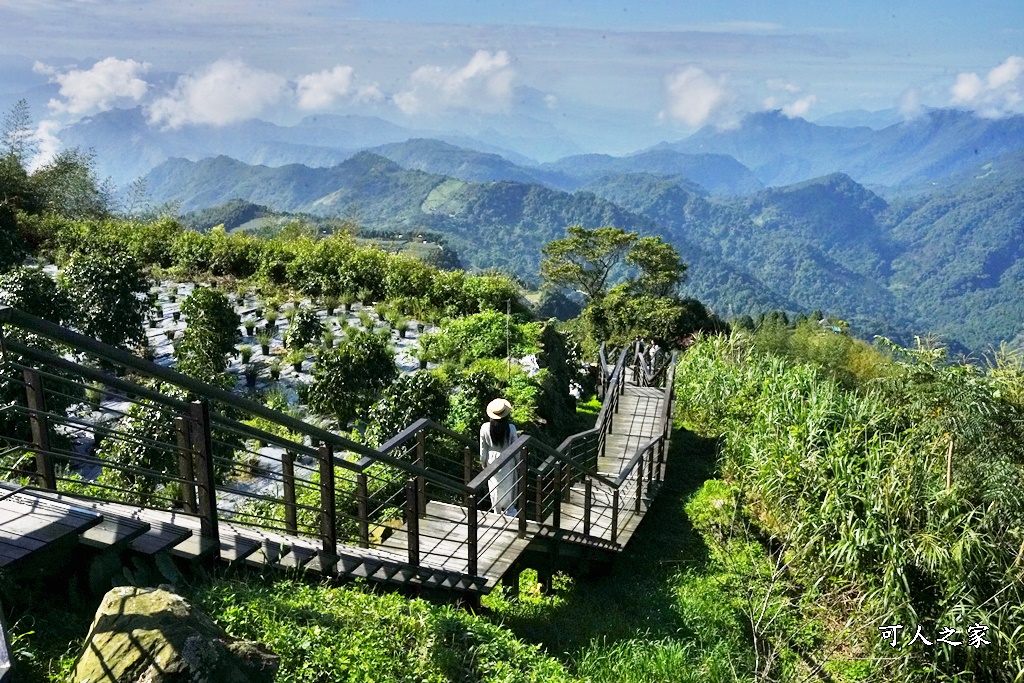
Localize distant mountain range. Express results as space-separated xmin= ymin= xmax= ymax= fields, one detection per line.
xmin=141 ymin=133 xmax=1024 ymax=351
xmin=667 ymin=109 xmax=1024 ymax=188
xmin=46 ymin=104 xmax=1022 ymax=351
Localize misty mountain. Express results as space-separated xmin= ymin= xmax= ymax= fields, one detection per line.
xmin=542 ymin=149 xmax=763 ymax=196
xmin=144 ymin=152 xmax=657 ymax=275
xmin=583 ymin=172 xmax=910 ymax=337
xmin=58 ymin=107 xmax=541 ymax=186
xmin=666 ymin=109 xmax=1024 ymax=189
xmin=368 ymin=139 xmax=573 ymax=188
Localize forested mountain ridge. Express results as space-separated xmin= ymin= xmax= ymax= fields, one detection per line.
xmin=146 ymin=153 xmax=660 ymax=276
xmin=143 ymin=136 xmax=1024 ymax=351
xmin=540 ymin=149 xmax=763 ymax=196
xmin=668 ymin=108 xmax=1024 ymax=188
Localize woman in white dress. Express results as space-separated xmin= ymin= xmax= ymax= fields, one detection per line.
xmin=479 ymin=398 xmax=519 ymax=515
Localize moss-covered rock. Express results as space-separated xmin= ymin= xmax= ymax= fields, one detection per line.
xmin=72 ymin=585 xmax=278 ymax=683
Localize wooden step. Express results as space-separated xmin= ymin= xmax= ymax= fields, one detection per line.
xmin=11 ymin=486 xmax=152 ymax=551
xmin=0 ymin=485 xmax=104 ymax=568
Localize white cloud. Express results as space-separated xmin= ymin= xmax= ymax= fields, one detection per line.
xmin=296 ymin=65 xmax=354 ymax=110
xmin=395 ymin=50 xmax=515 ymax=115
xmin=355 ymin=84 xmax=384 ymax=104
xmin=782 ymin=94 xmax=817 ymax=118
xmin=765 ymin=78 xmax=800 ymax=95
xmin=949 ymin=55 xmax=1024 ymax=116
xmin=951 ymin=72 xmax=984 ymax=103
xmin=148 ymin=59 xmax=286 ymax=128
xmin=29 ymin=119 xmax=63 ymax=172
xmin=36 ymin=57 xmax=149 ymax=114
xmin=659 ymin=66 xmax=728 ymax=127
xmin=898 ymin=87 xmax=923 ymax=119
xmin=988 ymin=55 xmax=1024 ymax=89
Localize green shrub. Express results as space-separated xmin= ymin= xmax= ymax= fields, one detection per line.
xmin=285 ymin=307 xmax=324 ymax=350
xmin=433 ymin=310 xmax=540 ymax=366
xmin=195 ymin=578 xmax=574 ymax=683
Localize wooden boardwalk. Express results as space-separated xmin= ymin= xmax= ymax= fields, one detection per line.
xmin=380 ymin=370 xmax=671 ymax=589
xmin=0 ymin=369 xmax=670 ymax=594
xmin=550 ymin=375 xmax=667 ymax=549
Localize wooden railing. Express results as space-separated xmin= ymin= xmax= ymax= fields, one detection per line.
xmin=0 ymin=306 xmax=676 ymax=580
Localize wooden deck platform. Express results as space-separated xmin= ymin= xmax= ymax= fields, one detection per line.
xmin=0 ymin=356 xmax=671 ymax=596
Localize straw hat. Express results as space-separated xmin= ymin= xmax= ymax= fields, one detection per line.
xmin=486 ymin=398 xmax=512 ymax=420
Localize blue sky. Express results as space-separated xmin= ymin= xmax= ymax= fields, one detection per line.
xmin=1 ymin=0 xmax=1022 ymax=155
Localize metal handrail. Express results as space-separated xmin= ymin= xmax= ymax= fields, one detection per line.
xmin=0 ymin=303 xmax=675 ymax=579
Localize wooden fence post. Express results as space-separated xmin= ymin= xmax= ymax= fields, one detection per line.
xmin=583 ymin=478 xmax=592 ymax=537
xmin=415 ymin=430 xmax=426 ymax=517
xmin=517 ymin=446 xmax=529 ymax=537
xmin=552 ymin=463 xmax=562 ymax=529
xmin=406 ymin=479 xmax=420 ymax=567
xmin=174 ymin=415 xmax=196 ymax=513
xmin=281 ymin=451 xmax=297 ymax=534
xmin=611 ymin=489 xmax=619 ymax=544
xmin=188 ymin=400 xmax=219 ymax=559
xmin=467 ymin=489 xmax=478 ymax=577
xmin=635 ymin=454 xmax=644 ymax=514
xmin=463 ymin=446 xmax=473 ymax=507
xmin=318 ymin=443 xmax=337 ymax=573
xmin=356 ymin=471 xmax=369 ymax=548
xmin=22 ymin=369 xmax=55 ymax=490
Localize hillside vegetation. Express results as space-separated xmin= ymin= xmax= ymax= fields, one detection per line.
xmin=131 ymin=105 xmax=1024 ymax=352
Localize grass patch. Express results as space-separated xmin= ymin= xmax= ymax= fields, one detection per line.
xmin=483 ymin=428 xmax=758 ymax=681
xmin=195 ymin=576 xmax=573 ymax=682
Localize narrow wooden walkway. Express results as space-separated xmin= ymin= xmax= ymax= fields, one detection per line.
xmin=381 ymin=369 xmax=671 ymax=590
xmin=550 ymin=374 xmax=667 ymax=549
xmin=0 ymin=371 xmax=669 ymax=594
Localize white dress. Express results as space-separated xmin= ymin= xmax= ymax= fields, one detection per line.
xmin=479 ymin=422 xmax=519 ymax=513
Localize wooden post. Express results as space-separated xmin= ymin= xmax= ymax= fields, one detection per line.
xmin=356 ymin=472 xmax=369 ymax=548
xmin=552 ymin=463 xmax=561 ymax=529
xmin=415 ymin=430 xmax=426 ymax=517
xmin=188 ymin=400 xmax=219 ymax=558
xmin=648 ymin=443 xmax=656 ymax=484
xmin=281 ymin=451 xmax=297 ymax=534
xmin=534 ymin=467 xmax=543 ymax=522
xmin=635 ymin=454 xmax=644 ymax=514
xmin=318 ymin=443 xmax=337 ymax=572
xmin=517 ymin=447 xmax=528 ymax=537
xmin=467 ymin=489 xmax=478 ymax=577
xmin=406 ymin=479 xmax=420 ymax=567
xmin=22 ymin=369 xmax=55 ymax=489
xmin=174 ymin=416 xmax=196 ymax=513
xmin=611 ymin=489 xmax=619 ymax=543
xmin=583 ymin=478 xmax=592 ymax=537
xmin=502 ymin=565 xmax=521 ymax=599
xmin=463 ymin=445 xmax=473 ymax=493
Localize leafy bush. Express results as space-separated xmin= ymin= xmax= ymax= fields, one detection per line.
xmin=58 ymin=249 xmax=148 ymax=349
xmin=307 ymin=329 xmax=396 ymax=425
xmin=174 ymin=287 xmax=240 ymax=383
xmin=433 ymin=310 xmax=541 ymax=366
xmin=284 ymin=307 xmax=324 ymax=350
xmin=365 ymin=370 xmax=452 ymax=446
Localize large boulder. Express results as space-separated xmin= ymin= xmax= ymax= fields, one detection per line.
xmin=73 ymin=585 xmax=278 ymax=683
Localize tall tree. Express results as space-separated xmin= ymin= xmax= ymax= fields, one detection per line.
xmin=625 ymin=236 xmax=687 ymax=298
xmin=1 ymin=99 xmax=36 ymax=165
xmin=539 ymin=225 xmax=637 ymax=301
